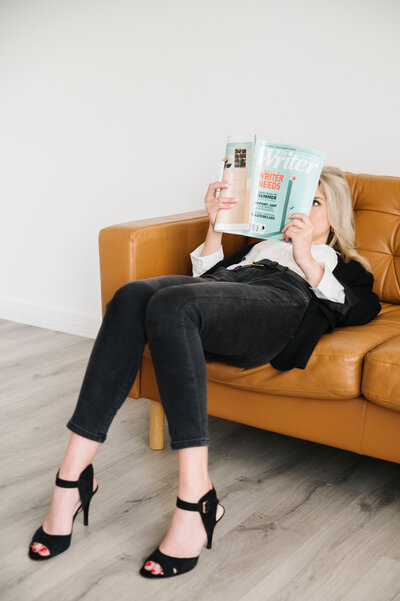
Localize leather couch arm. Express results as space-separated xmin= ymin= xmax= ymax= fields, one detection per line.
xmin=98 ymin=209 xmax=248 ymax=315
xmin=98 ymin=210 xmax=210 ymax=314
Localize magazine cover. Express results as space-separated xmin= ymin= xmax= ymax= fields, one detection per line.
xmin=214 ymin=134 xmax=326 ymax=241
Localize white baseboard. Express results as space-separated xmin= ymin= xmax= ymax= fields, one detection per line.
xmin=0 ymin=297 xmax=101 ymax=339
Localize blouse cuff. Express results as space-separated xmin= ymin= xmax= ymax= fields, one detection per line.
xmin=309 ymin=265 xmax=346 ymax=304
xmin=190 ymin=243 xmax=224 ymax=277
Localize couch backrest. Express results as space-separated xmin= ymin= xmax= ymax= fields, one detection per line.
xmin=346 ymin=172 xmax=400 ymax=304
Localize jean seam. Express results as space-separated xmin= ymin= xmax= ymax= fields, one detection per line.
xmin=101 ymin=341 xmax=145 ymax=433
xmin=149 ymin=297 xmax=210 ymax=447
xmin=172 ymin=304 xmax=206 ymax=447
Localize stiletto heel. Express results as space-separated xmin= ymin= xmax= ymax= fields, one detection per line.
xmin=28 ymin=463 xmax=98 ymax=561
xmin=83 ymin=503 xmax=90 ymax=526
xmin=139 ymin=485 xmax=225 ymax=578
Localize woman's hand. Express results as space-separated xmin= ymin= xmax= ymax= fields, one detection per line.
xmin=280 ymin=213 xmax=324 ymax=287
xmin=281 ymin=212 xmax=313 ymax=266
xmin=204 ymin=181 xmax=239 ymax=228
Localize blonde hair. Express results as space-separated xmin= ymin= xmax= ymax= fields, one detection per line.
xmin=319 ymin=165 xmax=373 ymax=273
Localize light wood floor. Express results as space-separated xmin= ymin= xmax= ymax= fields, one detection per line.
xmin=2 ymin=317 xmax=400 ymax=601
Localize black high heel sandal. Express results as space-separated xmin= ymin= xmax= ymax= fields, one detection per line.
xmin=28 ymin=463 xmax=98 ymax=561
xmin=139 ymin=485 xmax=225 ymax=578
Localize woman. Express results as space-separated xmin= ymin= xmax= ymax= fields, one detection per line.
xmin=28 ymin=166 xmax=381 ymax=578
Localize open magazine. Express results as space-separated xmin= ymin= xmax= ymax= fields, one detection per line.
xmin=214 ymin=134 xmax=326 ymax=241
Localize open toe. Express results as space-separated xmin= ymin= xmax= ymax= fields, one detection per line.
xmin=139 ymin=485 xmax=225 ymax=579
xmin=28 ymin=464 xmax=98 ymax=562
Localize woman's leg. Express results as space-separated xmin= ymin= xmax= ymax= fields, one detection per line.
xmin=32 ymin=270 xmax=308 ymax=564
xmin=142 ymin=272 xmax=310 ymax=574
xmin=144 ymin=272 xmax=310 ymax=450
xmin=143 ymin=446 xmax=225 ymax=576
xmin=65 ymin=275 xmax=207 ymax=443
xmin=32 ymin=275 xmax=209 ymax=557
xmin=31 ymin=432 xmax=101 ymax=556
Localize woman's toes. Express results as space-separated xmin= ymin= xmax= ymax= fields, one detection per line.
xmin=150 ymin=563 xmax=159 ymax=574
xmin=151 ymin=562 xmax=162 ymax=574
xmin=37 ymin=545 xmax=50 ymax=556
xmin=145 ymin=561 xmax=162 ymax=574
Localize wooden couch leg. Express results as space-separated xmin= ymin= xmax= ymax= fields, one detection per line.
xmin=149 ymin=399 xmax=165 ymax=450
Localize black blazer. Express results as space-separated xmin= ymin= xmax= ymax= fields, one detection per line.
xmin=200 ymin=242 xmax=382 ymax=371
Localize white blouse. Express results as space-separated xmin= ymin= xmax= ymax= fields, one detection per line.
xmin=190 ymin=239 xmax=345 ymax=303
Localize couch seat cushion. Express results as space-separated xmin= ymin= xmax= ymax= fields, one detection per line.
xmin=362 ymin=334 xmax=400 ymax=412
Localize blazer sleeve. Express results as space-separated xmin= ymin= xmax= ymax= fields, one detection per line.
xmin=316 ymin=257 xmax=381 ymax=327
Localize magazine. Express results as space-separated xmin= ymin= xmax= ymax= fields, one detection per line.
xmin=214 ymin=134 xmax=326 ymax=241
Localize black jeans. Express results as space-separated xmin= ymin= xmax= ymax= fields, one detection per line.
xmin=66 ymin=264 xmax=313 ymax=450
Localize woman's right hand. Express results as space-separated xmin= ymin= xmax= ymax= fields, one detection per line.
xmin=204 ymin=181 xmax=239 ymax=227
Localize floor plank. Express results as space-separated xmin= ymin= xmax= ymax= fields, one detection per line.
xmin=1 ymin=318 xmax=400 ymax=601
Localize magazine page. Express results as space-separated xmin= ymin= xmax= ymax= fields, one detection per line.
xmin=246 ymin=139 xmax=325 ymax=241
xmin=214 ymin=134 xmax=255 ymax=232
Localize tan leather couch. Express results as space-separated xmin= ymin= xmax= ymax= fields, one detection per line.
xmin=98 ymin=172 xmax=400 ymax=463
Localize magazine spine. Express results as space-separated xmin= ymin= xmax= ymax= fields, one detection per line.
xmin=248 ymin=133 xmax=257 ymax=233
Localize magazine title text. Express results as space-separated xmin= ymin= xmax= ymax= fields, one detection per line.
xmin=262 ymin=149 xmax=319 ymax=173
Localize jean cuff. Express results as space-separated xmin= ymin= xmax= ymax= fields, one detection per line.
xmin=66 ymin=420 xmax=106 ymax=443
xmin=170 ymin=438 xmax=209 ymax=450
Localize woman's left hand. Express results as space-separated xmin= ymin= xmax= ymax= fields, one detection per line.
xmin=280 ymin=212 xmax=325 ymax=287
xmin=280 ymin=212 xmax=313 ymax=270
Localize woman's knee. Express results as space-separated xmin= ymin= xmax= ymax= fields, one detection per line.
xmin=145 ymin=285 xmax=201 ymax=334
xmin=106 ymin=280 xmax=157 ymax=311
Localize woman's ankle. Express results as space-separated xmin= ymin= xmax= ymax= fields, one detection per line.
xmin=58 ymin=468 xmax=81 ymax=480
xmin=177 ymin=477 xmax=213 ymax=502
xmin=58 ymin=463 xmax=89 ymax=480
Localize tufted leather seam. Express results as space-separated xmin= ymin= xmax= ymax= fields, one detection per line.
xmin=364 ymin=357 xmax=400 ymax=367
xmin=355 ymin=248 xmax=400 ymax=258
xmin=361 ymin=391 xmax=400 ymax=409
xmin=355 ymin=208 xmax=400 ymax=216
xmin=308 ymin=353 xmax=382 ymax=359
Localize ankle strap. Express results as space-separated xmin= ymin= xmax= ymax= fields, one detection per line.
xmin=176 ymin=487 xmax=219 ymax=514
xmin=55 ymin=469 xmax=79 ymax=488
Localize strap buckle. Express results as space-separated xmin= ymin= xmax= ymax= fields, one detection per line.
xmin=202 ymin=500 xmax=209 ymax=513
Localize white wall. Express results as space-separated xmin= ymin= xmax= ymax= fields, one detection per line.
xmin=1 ymin=0 xmax=399 ymax=337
